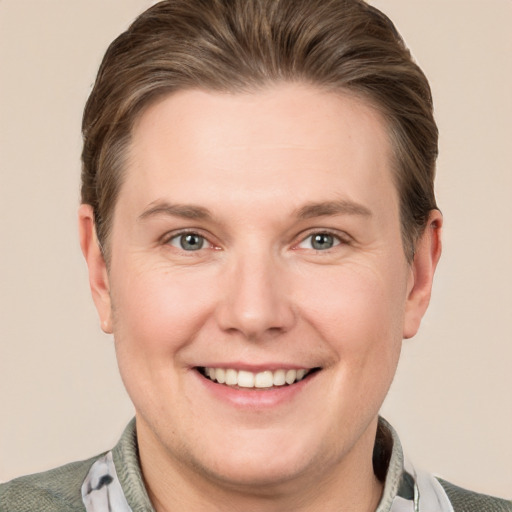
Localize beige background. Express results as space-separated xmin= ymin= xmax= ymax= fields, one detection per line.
xmin=1 ymin=0 xmax=511 ymax=498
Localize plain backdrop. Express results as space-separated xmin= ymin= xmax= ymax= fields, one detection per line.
xmin=0 ymin=0 xmax=511 ymax=498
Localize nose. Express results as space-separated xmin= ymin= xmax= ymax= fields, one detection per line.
xmin=215 ymin=251 xmax=297 ymax=341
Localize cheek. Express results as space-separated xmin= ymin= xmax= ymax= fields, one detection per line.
xmin=290 ymin=262 xmax=407 ymax=436
xmin=295 ymin=262 xmax=407 ymax=362
xmin=109 ymin=263 xmax=221 ymax=418
xmin=110 ymin=261 xmax=218 ymax=361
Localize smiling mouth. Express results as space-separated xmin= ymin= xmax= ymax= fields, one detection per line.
xmin=197 ymin=367 xmax=320 ymax=389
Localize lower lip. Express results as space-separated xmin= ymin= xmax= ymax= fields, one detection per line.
xmin=194 ymin=370 xmax=318 ymax=408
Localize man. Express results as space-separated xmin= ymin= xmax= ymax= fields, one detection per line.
xmin=1 ymin=0 xmax=510 ymax=510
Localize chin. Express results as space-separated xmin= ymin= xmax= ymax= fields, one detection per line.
xmin=199 ymin=452 xmax=314 ymax=491
xmin=180 ymin=428 xmax=333 ymax=491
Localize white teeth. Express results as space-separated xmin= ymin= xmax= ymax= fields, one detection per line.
xmin=225 ymin=368 xmax=238 ymax=385
xmin=285 ymin=369 xmax=297 ymax=385
xmin=203 ymin=367 xmax=312 ymax=388
xmin=237 ymin=370 xmax=255 ymax=388
xmin=215 ymin=368 xmax=226 ymax=384
xmin=255 ymin=371 xmax=273 ymax=388
xmin=273 ymin=369 xmax=286 ymax=386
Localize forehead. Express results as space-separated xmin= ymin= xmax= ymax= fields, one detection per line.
xmin=121 ymin=83 xmax=397 ymax=220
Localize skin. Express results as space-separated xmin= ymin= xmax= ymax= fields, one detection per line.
xmin=79 ymin=83 xmax=442 ymax=512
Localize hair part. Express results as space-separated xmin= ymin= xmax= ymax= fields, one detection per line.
xmin=81 ymin=0 xmax=438 ymax=263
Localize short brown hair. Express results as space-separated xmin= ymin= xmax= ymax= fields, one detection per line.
xmin=81 ymin=0 xmax=438 ymax=262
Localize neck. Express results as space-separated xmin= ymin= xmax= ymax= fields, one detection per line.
xmin=138 ymin=417 xmax=384 ymax=512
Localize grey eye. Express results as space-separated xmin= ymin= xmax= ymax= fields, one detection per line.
xmin=311 ymin=233 xmax=335 ymax=250
xmin=298 ymin=232 xmax=340 ymax=251
xmin=169 ymin=233 xmax=205 ymax=251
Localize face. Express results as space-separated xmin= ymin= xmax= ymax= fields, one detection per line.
xmin=81 ymin=83 xmax=439 ymax=493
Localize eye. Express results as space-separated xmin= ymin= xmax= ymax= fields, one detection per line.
xmin=168 ymin=232 xmax=206 ymax=251
xmin=298 ymin=232 xmax=341 ymax=251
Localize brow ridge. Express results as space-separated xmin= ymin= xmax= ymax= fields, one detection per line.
xmin=138 ymin=201 xmax=212 ymax=221
xmin=138 ymin=199 xmax=371 ymax=223
xmin=295 ymin=200 xmax=372 ymax=219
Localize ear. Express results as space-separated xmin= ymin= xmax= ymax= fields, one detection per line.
xmin=78 ymin=204 xmax=113 ymax=334
xmin=403 ymin=210 xmax=443 ymax=339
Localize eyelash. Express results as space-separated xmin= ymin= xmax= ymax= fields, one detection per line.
xmin=162 ymin=228 xmax=350 ymax=254
xmin=294 ymin=230 xmax=350 ymax=252
xmin=163 ymin=230 xmax=216 ymax=252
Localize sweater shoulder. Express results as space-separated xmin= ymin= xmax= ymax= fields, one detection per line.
xmin=437 ymin=478 xmax=512 ymax=512
xmin=0 ymin=455 xmax=102 ymax=512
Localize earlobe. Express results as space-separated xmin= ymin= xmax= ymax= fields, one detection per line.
xmin=403 ymin=210 xmax=443 ymax=339
xmin=78 ymin=204 xmax=113 ymax=334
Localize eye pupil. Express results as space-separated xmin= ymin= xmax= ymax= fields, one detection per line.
xmin=180 ymin=233 xmax=204 ymax=251
xmin=311 ymin=233 xmax=334 ymax=250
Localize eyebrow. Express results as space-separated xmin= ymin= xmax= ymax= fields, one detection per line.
xmin=295 ymin=200 xmax=372 ymax=219
xmin=138 ymin=199 xmax=372 ymax=223
xmin=138 ymin=202 xmax=213 ymax=221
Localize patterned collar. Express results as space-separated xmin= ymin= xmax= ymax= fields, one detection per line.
xmin=81 ymin=417 xmax=453 ymax=511
xmin=374 ymin=418 xmax=454 ymax=512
